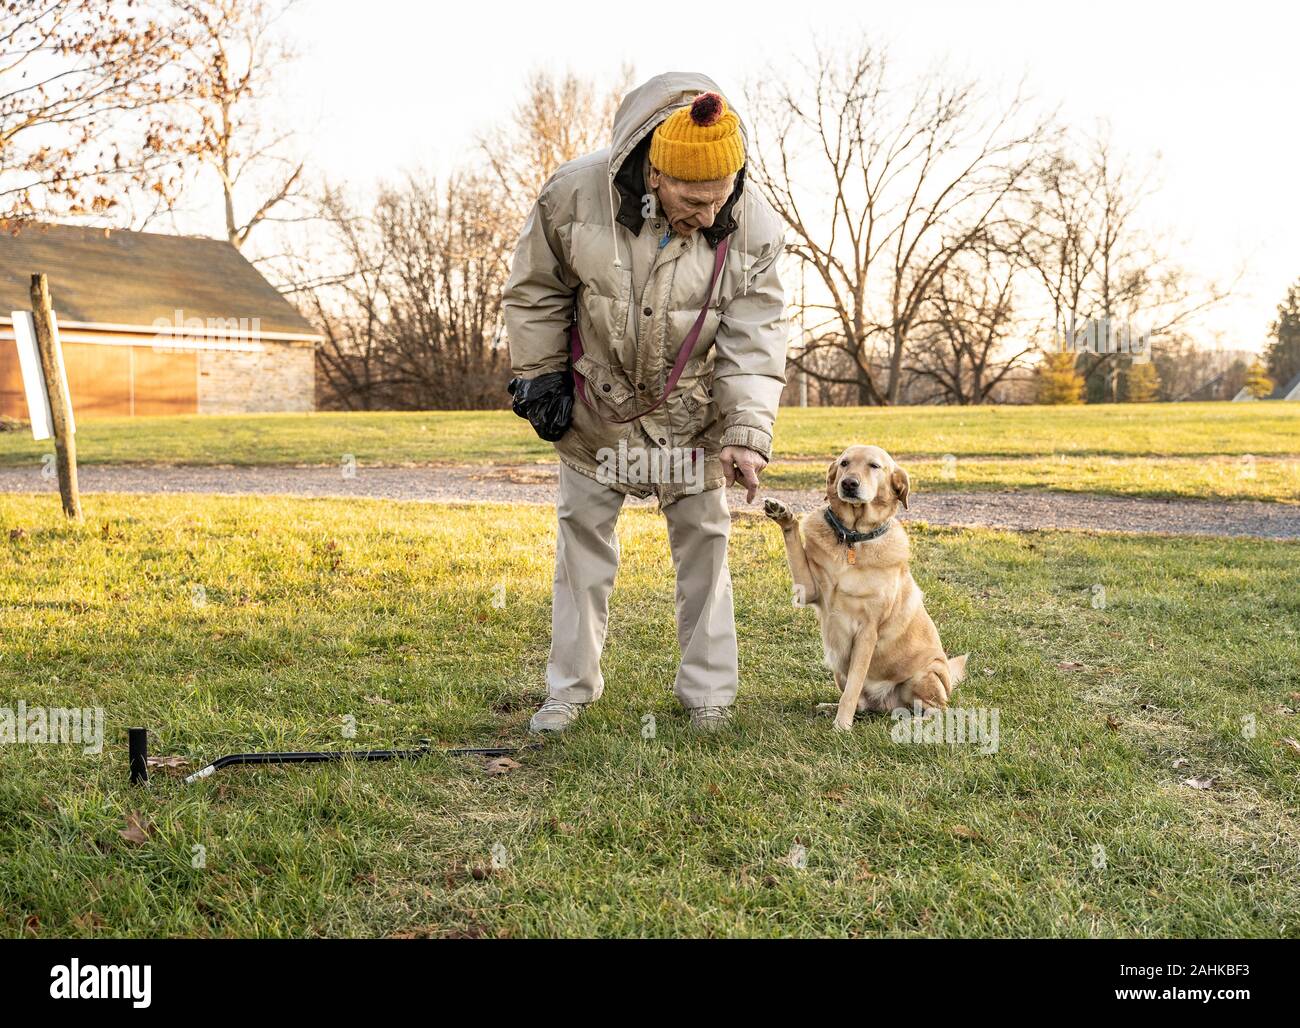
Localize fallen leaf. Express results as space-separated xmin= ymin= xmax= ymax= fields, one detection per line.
xmin=982 ymin=667 xmax=995 ymax=676
xmin=364 ymin=695 xmax=395 ymax=706
xmin=72 ymin=912 xmax=105 ymax=931
xmin=952 ymin=824 xmax=985 ymax=841
xmin=1172 ymin=757 xmax=1189 ymax=769
xmin=1105 ymin=715 xmax=1121 ymax=731
xmin=482 ymin=756 xmax=520 ymax=777
xmin=118 ymin=812 xmax=153 ymax=844
xmin=1057 ymin=661 xmax=1085 ymax=671
xmin=706 ymin=783 xmax=722 ymax=798
xmin=1181 ymin=776 xmax=1215 ymax=791
xmin=8 ymin=528 xmax=27 ymax=541
xmin=23 ymin=915 xmax=39 ymax=935
xmin=1279 ymin=738 xmax=1300 ymax=758
xmin=469 ymin=865 xmax=492 ymax=880
xmin=146 ymin=754 xmax=189 ymax=770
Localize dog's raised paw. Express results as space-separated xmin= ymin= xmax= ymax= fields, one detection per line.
xmin=763 ymin=497 xmax=795 ymax=526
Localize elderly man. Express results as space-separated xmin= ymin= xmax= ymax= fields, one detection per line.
xmin=504 ymin=72 xmax=786 ymax=733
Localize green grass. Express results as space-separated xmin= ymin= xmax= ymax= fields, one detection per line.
xmin=1 ymin=402 xmax=1297 ymax=467
xmin=764 ymin=455 xmax=1300 ymax=504
xmin=2 ymin=492 xmax=1298 ymax=937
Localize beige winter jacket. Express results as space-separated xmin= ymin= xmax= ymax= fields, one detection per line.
xmin=503 ymin=72 xmax=787 ymax=505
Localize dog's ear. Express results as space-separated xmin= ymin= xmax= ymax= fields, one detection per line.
xmin=826 ymin=459 xmax=840 ymax=501
xmin=891 ymin=465 xmax=911 ymax=510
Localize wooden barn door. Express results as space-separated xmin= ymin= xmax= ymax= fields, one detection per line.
xmin=64 ymin=342 xmax=131 ymax=417
xmin=0 ymin=338 xmax=23 ymax=419
xmin=134 ymin=348 xmax=198 ymax=416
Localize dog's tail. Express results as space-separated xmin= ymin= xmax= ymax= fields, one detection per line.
xmin=947 ymin=653 xmax=969 ymax=686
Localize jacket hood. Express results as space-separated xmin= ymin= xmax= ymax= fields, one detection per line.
xmin=607 ymin=72 xmax=752 ymax=249
xmin=608 ymin=71 xmax=751 ymax=179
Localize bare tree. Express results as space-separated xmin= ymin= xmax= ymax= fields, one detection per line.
xmin=294 ymin=174 xmax=514 ymax=411
xmin=905 ymin=238 xmax=1034 ymax=404
xmin=283 ymin=187 xmax=390 ymax=410
xmin=749 ymin=41 xmax=1050 ymax=404
xmin=0 ymin=0 xmax=186 ymax=223
xmin=169 ymin=0 xmax=305 ymax=250
xmin=1020 ymin=130 xmax=1231 ymax=401
xmin=375 ymin=173 xmax=514 ymax=408
xmin=479 ymin=66 xmax=631 ymax=220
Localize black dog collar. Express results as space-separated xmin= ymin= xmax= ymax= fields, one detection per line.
xmin=823 ymin=507 xmax=892 ymax=546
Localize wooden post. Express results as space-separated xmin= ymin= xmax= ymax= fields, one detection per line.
xmin=29 ymin=273 xmax=82 ymax=522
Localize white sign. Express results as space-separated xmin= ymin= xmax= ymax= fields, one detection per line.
xmin=10 ymin=309 xmax=74 ymax=441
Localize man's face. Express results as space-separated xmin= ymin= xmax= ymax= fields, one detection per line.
xmin=648 ymin=166 xmax=736 ymax=235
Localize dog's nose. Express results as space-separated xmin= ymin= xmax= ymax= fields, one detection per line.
xmin=841 ymin=477 xmax=859 ymax=495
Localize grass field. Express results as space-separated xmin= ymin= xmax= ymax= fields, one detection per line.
xmin=2 ymin=402 xmax=1298 ymax=465
xmin=2 ymin=492 xmax=1298 ymax=937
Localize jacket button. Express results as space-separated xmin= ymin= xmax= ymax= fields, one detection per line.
xmin=637 ymin=383 xmax=646 ymax=391
xmin=601 ymin=383 xmax=611 ymax=392
xmin=642 ymin=306 xmax=653 ymax=317
xmin=658 ymin=437 xmax=667 ymax=445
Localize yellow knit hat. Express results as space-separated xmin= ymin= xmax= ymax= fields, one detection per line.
xmin=649 ymin=92 xmax=745 ymax=182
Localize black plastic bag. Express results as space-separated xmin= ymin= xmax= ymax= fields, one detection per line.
xmin=507 ymin=371 xmax=574 ymax=442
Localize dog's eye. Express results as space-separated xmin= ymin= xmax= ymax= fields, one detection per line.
xmin=840 ymin=459 xmax=848 ymax=467
xmin=869 ymin=462 xmax=881 ymax=470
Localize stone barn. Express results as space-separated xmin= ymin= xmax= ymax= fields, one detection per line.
xmin=0 ymin=223 xmax=319 ymax=419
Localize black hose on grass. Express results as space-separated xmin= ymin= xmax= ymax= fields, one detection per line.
xmin=125 ymin=728 xmax=534 ymax=786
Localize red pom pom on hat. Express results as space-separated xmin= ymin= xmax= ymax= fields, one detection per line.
xmin=689 ymin=92 xmax=724 ymax=127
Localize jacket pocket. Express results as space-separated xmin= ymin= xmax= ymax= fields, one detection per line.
xmin=574 ymin=352 xmax=634 ymax=411
xmin=670 ymin=375 xmax=717 ymax=441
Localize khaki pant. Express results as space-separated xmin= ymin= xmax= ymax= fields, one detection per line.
xmin=546 ymin=464 xmax=738 ymax=708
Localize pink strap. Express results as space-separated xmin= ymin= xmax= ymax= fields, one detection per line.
xmin=571 ymin=237 xmax=730 ymax=425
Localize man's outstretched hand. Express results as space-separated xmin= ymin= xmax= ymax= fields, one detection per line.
xmin=720 ymin=445 xmax=767 ymax=504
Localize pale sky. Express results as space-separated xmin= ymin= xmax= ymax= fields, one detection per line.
xmin=255 ymin=0 xmax=1296 ymax=351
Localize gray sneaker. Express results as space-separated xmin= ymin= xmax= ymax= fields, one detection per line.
xmin=528 ymin=698 xmax=587 ymax=733
xmin=688 ymin=705 xmax=733 ymax=733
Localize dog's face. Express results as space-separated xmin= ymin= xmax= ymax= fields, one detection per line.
xmin=826 ymin=444 xmax=910 ymax=520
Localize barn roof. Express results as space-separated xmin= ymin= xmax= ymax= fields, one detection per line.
xmin=0 ymin=222 xmax=318 ymax=338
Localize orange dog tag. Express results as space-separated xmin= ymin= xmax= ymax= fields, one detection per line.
xmin=846 ymin=547 xmax=856 ymax=565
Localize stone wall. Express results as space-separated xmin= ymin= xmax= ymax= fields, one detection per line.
xmin=197 ymin=342 xmax=315 ymax=414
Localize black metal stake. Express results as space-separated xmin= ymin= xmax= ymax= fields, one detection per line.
xmin=128 ymin=727 xmax=148 ymax=786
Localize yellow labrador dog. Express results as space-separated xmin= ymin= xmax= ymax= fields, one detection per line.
xmin=764 ymin=445 xmax=967 ymax=731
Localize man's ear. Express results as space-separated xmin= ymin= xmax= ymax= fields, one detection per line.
xmin=826 ymin=460 xmax=840 ymax=501
xmin=891 ymin=466 xmax=911 ymax=510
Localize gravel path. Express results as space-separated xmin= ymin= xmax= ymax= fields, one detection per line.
xmin=2 ymin=463 xmax=1297 ymax=539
